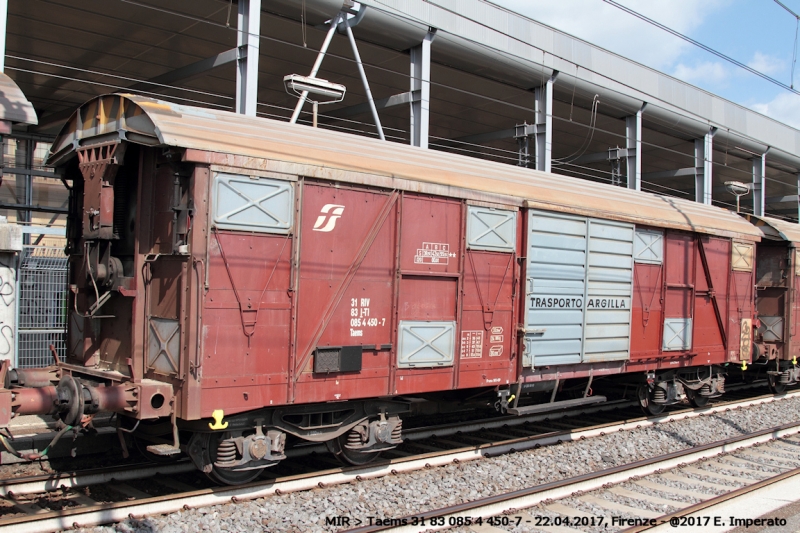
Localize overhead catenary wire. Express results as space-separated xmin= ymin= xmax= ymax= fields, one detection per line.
xmin=601 ymin=0 xmax=800 ymax=97
xmin=773 ymin=0 xmax=800 ymax=88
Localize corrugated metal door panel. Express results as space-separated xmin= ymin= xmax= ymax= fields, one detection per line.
xmin=583 ymin=219 xmax=634 ymax=363
xmin=525 ymin=210 xmax=586 ymax=366
xmin=397 ymin=321 xmax=456 ymax=368
xmin=466 ymin=206 xmax=516 ymax=251
xmin=213 ymin=173 xmax=293 ymax=233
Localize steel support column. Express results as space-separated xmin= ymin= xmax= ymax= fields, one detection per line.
xmin=410 ymin=29 xmax=436 ymax=148
xmin=694 ymin=128 xmax=715 ymax=204
xmin=752 ymin=153 xmax=766 ymax=217
xmin=236 ymin=0 xmax=261 ymax=116
xmin=625 ymin=105 xmax=644 ymax=191
xmin=534 ymin=73 xmax=557 ymax=173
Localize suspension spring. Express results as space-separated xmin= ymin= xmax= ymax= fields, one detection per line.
xmin=652 ymin=387 xmax=667 ymax=403
xmin=347 ymin=429 xmax=363 ymax=447
xmin=215 ymin=439 xmax=238 ymax=466
xmin=391 ymin=420 xmax=403 ymax=442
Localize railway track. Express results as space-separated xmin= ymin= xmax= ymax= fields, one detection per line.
xmin=343 ymin=422 xmax=800 ymax=533
xmin=0 ymin=387 xmax=795 ymax=533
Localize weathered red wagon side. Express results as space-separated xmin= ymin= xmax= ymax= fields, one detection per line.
xmin=744 ymin=215 xmax=800 ymax=392
xmin=0 ymin=94 xmax=764 ymax=484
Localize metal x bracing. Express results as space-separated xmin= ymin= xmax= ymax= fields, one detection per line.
xmin=404 ymin=327 xmax=450 ymax=361
xmin=149 ymin=321 xmax=180 ymax=373
xmin=470 ymin=212 xmax=514 ymax=247
xmin=635 ymin=232 xmax=662 ymax=262
xmin=761 ymin=317 xmax=784 ymax=342
xmin=664 ymin=320 xmax=689 ymax=350
xmin=218 ymin=180 xmax=287 ymax=225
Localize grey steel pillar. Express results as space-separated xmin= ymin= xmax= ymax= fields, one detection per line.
xmin=534 ymin=73 xmax=557 ymax=173
xmin=752 ymin=153 xmax=766 ymax=217
xmin=625 ymin=105 xmax=644 ymax=191
xmin=694 ymin=129 xmax=715 ymax=205
xmin=410 ymin=30 xmax=436 ymax=148
xmin=236 ymin=0 xmax=261 ymax=116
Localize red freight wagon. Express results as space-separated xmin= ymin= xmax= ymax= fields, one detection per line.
xmin=745 ymin=215 xmax=800 ymax=392
xmin=0 ymin=95 xmax=762 ymax=484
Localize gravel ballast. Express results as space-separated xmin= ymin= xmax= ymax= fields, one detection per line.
xmin=76 ymin=396 xmax=800 ymax=533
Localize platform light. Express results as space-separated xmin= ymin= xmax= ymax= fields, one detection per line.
xmin=284 ymin=74 xmax=346 ymax=128
xmin=725 ymin=181 xmax=751 ymax=213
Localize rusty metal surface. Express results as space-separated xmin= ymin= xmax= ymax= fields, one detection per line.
xmin=745 ymin=214 xmax=800 ymax=244
xmin=0 ymin=72 xmax=37 ymax=126
xmin=49 ymin=95 xmax=762 ymax=241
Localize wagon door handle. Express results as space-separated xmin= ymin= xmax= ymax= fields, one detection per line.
xmin=529 ymin=328 xmax=547 ymax=335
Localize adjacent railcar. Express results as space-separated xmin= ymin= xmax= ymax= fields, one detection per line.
xmin=0 ymin=94 xmax=762 ymax=484
xmin=744 ymin=215 xmax=800 ymax=392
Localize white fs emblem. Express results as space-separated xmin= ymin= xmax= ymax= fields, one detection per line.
xmin=313 ymin=204 xmax=345 ymax=232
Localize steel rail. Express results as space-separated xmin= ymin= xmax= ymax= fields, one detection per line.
xmin=341 ymin=421 xmax=800 ymax=533
xmin=0 ymin=461 xmax=196 ymax=497
xmin=1 ymin=391 xmax=797 ymax=532
xmin=622 ymin=465 xmax=800 ymax=532
xmin=0 ymin=390 xmax=790 ymax=498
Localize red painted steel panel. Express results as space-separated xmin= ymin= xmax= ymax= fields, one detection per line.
xmin=392 ymin=194 xmax=463 ymax=395
xmin=630 ymin=262 xmax=663 ymax=360
xmin=201 ymin=231 xmax=292 ymax=414
xmin=664 ymin=232 xmax=693 ymax=319
xmin=693 ymin=237 xmax=729 ymax=361
xmin=400 ymin=194 xmax=461 ymax=274
xmin=729 ymin=270 xmax=755 ymax=363
xmin=398 ymin=276 xmax=457 ymax=321
xmin=458 ymin=250 xmax=516 ymax=388
xmin=294 ymin=184 xmax=395 ymax=403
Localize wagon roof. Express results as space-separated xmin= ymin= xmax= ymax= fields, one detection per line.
xmin=743 ymin=214 xmax=800 ymax=244
xmin=0 ymin=72 xmax=37 ymax=126
xmin=48 ymin=94 xmax=763 ymax=241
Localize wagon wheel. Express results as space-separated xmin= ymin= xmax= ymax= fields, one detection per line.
xmin=637 ymin=385 xmax=665 ymax=416
xmin=200 ymin=432 xmax=266 ymax=485
xmin=326 ymin=431 xmax=382 ymax=466
xmin=768 ymin=374 xmax=787 ymax=395
xmin=686 ymin=389 xmax=709 ymax=408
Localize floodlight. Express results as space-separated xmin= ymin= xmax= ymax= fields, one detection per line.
xmin=284 ymin=75 xmax=346 ymax=103
xmin=284 ymin=74 xmax=346 ymax=128
xmin=725 ymin=181 xmax=751 ymax=213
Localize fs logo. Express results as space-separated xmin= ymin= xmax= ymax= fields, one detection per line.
xmin=313 ymin=204 xmax=345 ymax=232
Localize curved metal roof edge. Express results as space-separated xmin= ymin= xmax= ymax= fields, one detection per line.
xmin=0 ymin=72 xmax=37 ymax=126
xmin=744 ymin=214 xmax=800 ymax=244
xmin=48 ymin=94 xmax=764 ymax=242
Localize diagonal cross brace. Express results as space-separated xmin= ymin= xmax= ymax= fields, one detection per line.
xmin=403 ymin=327 xmax=450 ymax=361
